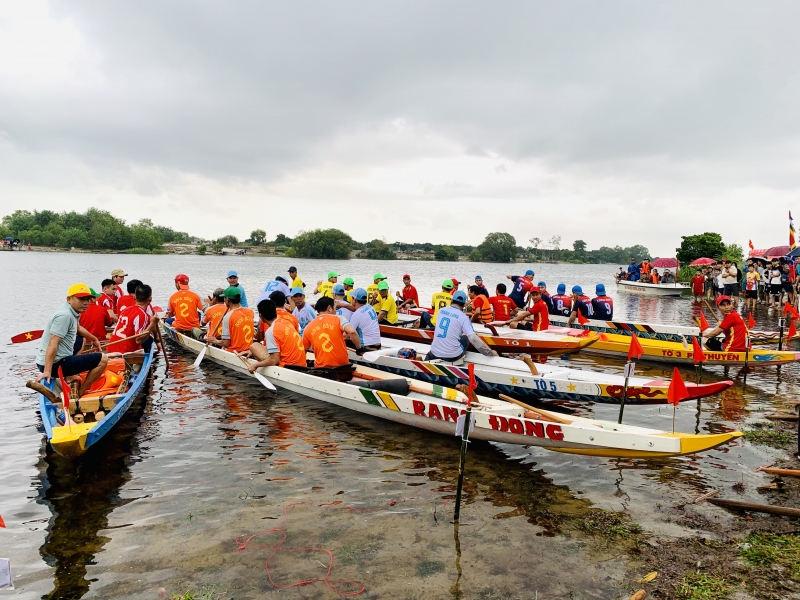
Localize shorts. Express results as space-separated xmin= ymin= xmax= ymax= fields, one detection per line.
xmin=723 ymin=283 xmax=739 ymax=296
xmin=37 ymin=352 xmax=102 ymax=378
xmin=745 ymin=290 xmax=757 ymax=299
xmin=771 ymin=284 xmax=783 ymax=295
xmin=782 ymin=282 xmax=793 ymax=292
xmin=516 ymin=322 xmax=535 ymax=331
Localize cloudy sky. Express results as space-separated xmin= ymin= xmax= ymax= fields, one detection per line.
xmin=1 ymin=1 xmax=799 ymax=255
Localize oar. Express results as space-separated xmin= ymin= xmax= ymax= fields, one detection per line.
xmin=10 ymin=330 xmax=44 ymax=344
xmin=234 ymin=351 xmax=277 ymax=390
xmin=499 ymin=393 xmax=573 ymax=424
xmin=147 ymin=304 xmax=169 ymax=371
xmin=703 ymin=299 xmax=722 ymax=325
xmin=194 ymin=310 xmax=227 ymax=367
xmin=99 ymin=332 xmax=149 ymax=350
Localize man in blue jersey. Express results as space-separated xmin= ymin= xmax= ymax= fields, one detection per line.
xmin=567 ymin=285 xmax=594 ymax=325
xmin=550 ymin=283 xmax=572 ymax=317
xmin=226 ymin=270 xmax=248 ymax=307
xmin=349 ymin=288 xmax=382 ymax=351
xmin=290 ymin=287 xmax=317 ymax=334
xmin=426 ymin=291 xmax=498 ymax=362
xmin=506 ymin=269 xmax=535 ymax=309
xmin=591 ymin=284 xmax=614 ymax=320
xmin=538 ymin=281 xmax=553 ymax=313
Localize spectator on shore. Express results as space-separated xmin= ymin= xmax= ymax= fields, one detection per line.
xmin=691 ymin=270 xmax=706 ymax=303
xmin=744 ymin=264 xmax=760 ymax=312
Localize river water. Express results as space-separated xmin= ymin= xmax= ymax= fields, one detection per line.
xmin=1 ymin=252 xmax=796 ymax=599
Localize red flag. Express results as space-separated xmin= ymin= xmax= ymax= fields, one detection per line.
xmin=57 ymin=366 xmax=71 ymax=416
xmin=0 ymin=514 xmax=5 ymax=527
xmin=667 ymin=367 xmax=689 ymax=406
xmin=749 ymin=239 xmax=755 ymax=251
xmin=783 ymin=302 xmax=793 ymax=316
xmin=577 ymin=310 xmax=589 ymax=325
xmin=628 ymin=332 xmax=644 ymax=362
xmin=747 ymin=313 xmax=756 ymax=329
xmin=788 ymin=319 xmax=797 ymax=340
xmin=467 ymin=363 xmax=476 ymax=407
xmin=697 ymin=312 xmax=711 ymax=331
xmin=10 ymin=329 xmax=44 ymax=344
xmin=692 ymin=337 xmax=706 ymax=365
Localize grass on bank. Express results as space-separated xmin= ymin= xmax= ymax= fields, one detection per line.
xmin=675 ymin=571 xmax=730 ymax=600
xmin=741 ymin=531 xmax=800 ymax=581
xmin=742 ymin=423 xmax=796 ymax=449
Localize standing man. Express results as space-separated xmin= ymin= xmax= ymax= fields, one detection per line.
xmin=99 ymin=279 xmax=119 ymax=323
xmin=508 ymin=288 xmax=549 ymax=331
xmin=373 ymin=281 xmax=398 ymax=325
xmin=591 ymin=284 xmax=614 ymax=320
xmin=691 ymin=270 xmax=706 ymax=303
xmin=226 ymin=270 xmax=248 ymax=307
xmin=291 ymin=287 xmax=318 ymax=334
xmin=31 ymin=283 xmax=108 ymax=401
xmin=314 ymin=271 xmax=340 ymax=298
xmin=288 ymin=266 xmax=305 ymax=290
xmin=744 ymin=264 xmax=760 ymax=312
xmin=111 ymin=269 xmax=127 ymax=306
xmin=304 ymin=297 xmax=362 ymax=366
xmin=396 ymin=274 xmax=419 ymax=309
xmin=419 ymin=280 xmax=454 ymax=329
xmin=247 ymin=300 xmax=306 ymax=368
xmin=488 ymin=283 xmax=517 ymax=322
xmin=349 ymin=289 xmax=382 ymax=351
xmin=506 ymin=269 xmax=535 ymax=309
xmin=167 ymin=274 xmax=204 ymax=339
xmin=720 ymin=259 xmax=739 ymax=308
xmin=550 ymin=283 xmax=572 ymax=317
xmin=702 ymin=296 xmax=748 ymax=352
xmin=566 ymin=286 xmax=593 ymax=325
xmin=426 ymin=291 xmax=498 ymax=361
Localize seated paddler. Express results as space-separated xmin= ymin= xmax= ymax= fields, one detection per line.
xmin=206 ymin=286 xmax=255 ymax=353
xmin=426 ymin=290 xmax=498 ymax=363
xmin=247 ymin=299 xmax=307 ymax=370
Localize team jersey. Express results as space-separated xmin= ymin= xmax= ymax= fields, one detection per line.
xmin=203 ymin=304 xmax=228 ymax=338
xmin=509 ymin=276 xmax=534 ymax=308
xmin=259 ymin=308 xmax=300 ymax=334
xmin=400 ymin=285 xmax=419 ymax=306
xmin=303 ymin=314 xmax=351 ymax=368
xmin=366 ymin=283 xmax=380 ymax=304
xmin=109 ymin=305 xmax=150 ymax=354
xmin=79 ymin=302 xmax=113 ymax=342
xmin=745 ymin=272 xmax=760 ymax=291
xmin=572 ymin=295 xmax=593 ymax=319
xmin=221 ymin=307 xmax=255 ymax=353
xmin=488 ymin=295 xmax=516 ymax=322
xmin=116 ymin=294 xmax=136 ymax=314
xmin=349 ymin=305 xmax=381 ymax=346
xmin=317 ymin=281 xmax=334 ymax=298
xmin=373 ymin=295 xmax=398 ymax=324
xmin=264 ymin=318 xmax=306 ymax=367
xmin=344 ymin=288 xmax=354 ymax=303
xmin=719 ymin=311 xmax=747 ymax=351
xmin=525 ymin=300 xmax=549 ymax=331
xmin=429 ymin=306 xmax=475 ymax=359
xmin=169 ymin=290 xmax=203 ymax=330
xmin=292 ymin=304 xmax=318 ymax=334
xmin=591 ymin=295 xmax=614 ymax=320
xmin=335 ymin=301 xmax=354 ymax=321
xmin=430 ymin=291 xmax=452 ymax=326
xmin=471 ymin=295 xmax=493 ymax=324
xmin=291 ymin=276 xmax=305 ymax=290
xmin=263 ymin=280 xmax=292 ymax=298
xmin=550 ymin=294 xmax=572 ymax=317
xmin=100 ymin=292 xmax=116 ymax=315
xmin=540 ymin=292 xmax=553 ymax=313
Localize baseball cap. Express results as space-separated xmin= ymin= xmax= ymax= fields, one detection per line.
xmin=291 ymin=287 xmax=305 ymax=296
xmin=538 ymin=281 xmax=546 ymax=287
xmin=111 ymin=269 xmax=127 ymax=277
xmin=67 ymin=283 xmax=93 ymax=298
xmin=288 ymin=266 xmax=297 ymax=272
xmin=333 ymin=283 xmax=345 ymax=295
xmin=557 ymin=283 xmax=566 ymax=294
xmin=377 ymin=281 xmax=389 ymax=291
xmin=716 ymin=295 xmax=732 ymax=305
xmin=475 ymin=275 xmax=483 ymax=280
xmin=596 ymin=284 xmax=606 ymax=295
xmin=328 ymin=271 xmax=340 ymax=279
xmin=88 ymin=287 xmax=101 ymax=297
xmin=227 ymin=270 xmax=238 ymax=277
xmin=276 ymin=276 xmax=288 ymax=284
xmin=223 ymin=286 xmax=242 ymax=300
xmin=403 ymin=274 xmax=411 ymax=279
xmin=354 ymin=288 xmax=368 ymax=302
xmin=175 ymin=274 xmax=190 ymax=289
xmin=529 ymin=287 xmax=542 ymax=295
xmin=343 ymin=277 xmax=354 ymax=286
xmin=525 ymin=269 xmax=535 ymax=276
xmin=452 ymin=290 xmax=468 ymax=304
xmin=372 ymin=273 xmax=386 ymax=281
xmin=451 ymin=278 xmax=461 ymax=285
xmin=571 ymin=285 xmax=583 ymax=294
xmin=442 ymin=279 xmax=454 ymax=290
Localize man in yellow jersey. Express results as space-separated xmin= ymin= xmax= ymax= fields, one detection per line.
xmin=342 ymin=277 xmax=355 ymax=302
xmin=313 ymin=271 xmax=339 ymax=298
xmin=367 ymin=273 xmax=386 ymax=306
xmin=419 ymin=279 xmax=454 ymax=329
xmin=373 ymin=281 xmax=398 ymax=324
xmin=288 ymin=266 xmax=305 ymax=290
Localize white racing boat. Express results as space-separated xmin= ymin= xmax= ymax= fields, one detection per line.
xmin=616 ymin=280 xmax=689 ymax=297
xmin=161 ymin=322 xmax=741 ymax=458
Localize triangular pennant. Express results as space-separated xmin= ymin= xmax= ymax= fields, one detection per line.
xmin=0 ymin=514 xmax=5 ymax=528
xmin=667 ymin=367 xmax=689 ymax=406
xmin=628 ymin=332 xmax=644 ymax=362
xmin=692 ymin=337 xmax=706 ymax=365
xmin=788 ymin=319 xmax=797 ymax=340
xmin=747 ymin=314 xmax=756 ymax=329
xmin=784 ymin=301 xmax=794 ymax=316
xmin=577 ymin=310 xmax=589 ymax=325
xmin=698 ymin=312 xmax=711 ymax=331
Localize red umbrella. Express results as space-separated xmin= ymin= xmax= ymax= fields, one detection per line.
xmin=764 ymin=245 xmax=790 ymax=259
xmin=651 ymin=257 xmax=679 ymax=268
xmin=689 ymin=257 xmax=716 ymax=266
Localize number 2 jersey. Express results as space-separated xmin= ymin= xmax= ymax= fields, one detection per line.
xmin=109 ymin=305 xmax=151 ymax=354
xmin=169 ymin=290 xmax=203 ymax=330
xmin=221 ymin=307 xmax=255 ymax=352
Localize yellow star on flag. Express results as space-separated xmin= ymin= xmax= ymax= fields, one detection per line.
xmin=25 ymin=332 xmax=32 ymax=339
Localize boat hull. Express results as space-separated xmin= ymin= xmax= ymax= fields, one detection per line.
xmin=616 ymin=280 xmax=689 ymax=297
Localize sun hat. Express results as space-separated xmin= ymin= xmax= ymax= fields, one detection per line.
xmin=288 ymin=266 xmax=297 ymax=272
xmin=716 ymin=295 xmax=732 ymax=305
xmin=67 ymin=283 xmax=93 ymax=298
xmin=403 ymin=274 xmax=411 ymax=279
xmin=571 ymin=285 xmax=583 ymax=294
xmin=451 ymin=278 xmax=461 ymax=285
xmin=525 ymin=269 xmax=534 ymax=276
xmin=451 ymin=291 xmax=468 ymax=304
xmin=354 ymin=288 xmax=368 ymax=302
xmin=442 ymin=279 xmax=454 ymax=290
xmin=88 ymin=287 xmax=101 ymax=297
xmin=372 ymin=273 xmax=386 ymax=281
xmin=475 ymin=275 xmax=483 ymax=280
xmin=111 ymin=269 xmax=127 ymax=277
xmin=175 ymin=274 xmax=190 ymax=289
xmin=291 ymin=287 xmax=305 ymax=296
xmin=227 ymin=270 xmax=238 ymax=277
xmin=223 ymin=286 xmax=242 ymax=300
xmin=377 ymin=281 xmax=389 ymax=291
xmin=538 ymin=281 xmax=546 ymax=287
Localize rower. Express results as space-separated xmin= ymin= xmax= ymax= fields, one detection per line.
xmin=508 ymin=288 xmax=549 ymax=331
xmin=303 ymin=297 xmax=362 ymax=367
xmin=202 ymin=288 xmax=228 ymax=340
xmin=333 ymin=283 xmax=354 ymax=321
xmin=349 ymin=288 xmax=382 ymax=351
xmin=290 ymin=287 xmax=318 ymax=334
xmin=78 ymin=288 xmax=112 ymax=353
xmin=566 ymin=285 xmax=593 ymax=325
xmin=32 ymin=283 xmax=108 ymax=400
xmin=426 ymin=291 xmax=498 ymax=362
xmin=450 ymin=278 xmax=461 ymax=293
xmin=226 ymin=270 xmax=249 ymax=307
xmin=116 ymin=279 xmax=143 ymax=314
xmin=591 ymin=284 xmax=614 ymax=320
xmin=373 ymin=281 xmax=398 ymax=325
xmin=247 ymin=299 xmax=306 ymax=368
xmin=366 ymin=273 xmax=387 ymax=305
xmin=538 ymin=281 xmax=553 ymax=313
xmin=167 ymin=274 xmax=204 ymax=339
xmin=467 ymin=286 xmax=493 ymax=324
xmin=268 ymin=291 xmax=299 ymax=331
xmin=314 ymin=271 xmax=340 ymax=298
xmin=702 ymin=295 xmax=748 ymax=352
xmin=111 ymin=269 xmax=127 ymax=307
xmin=506 ymin=269 xmax=535 ymax=309
xmin=396 ymin=274 xmax=419 ymax=309
xmin=419 ymin=279 xmax=454 ymax=329
xmin=473 ymin=275 xmax=489 ymax=297
xmin=99 ymin=279 xmax=119 ymax=323
xmin=488 ymin=284 xmax=517 ymax=322
xmin=342 ymin=277 xmax=356 ymax=302
xmin=207 ymin=286 xmax=255 ymax=352
xmin=263 ymin=275 xmax=292 ymax=298
xmin=108 ymin=284 xmax=159 ymax=354
xmin=287 ymin=266 xmax=305 ymax=290
xmin=550 ymin=283 xmax=572 ymax=316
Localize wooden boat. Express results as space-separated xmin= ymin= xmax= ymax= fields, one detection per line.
xmin=616 ymin=280 xmax=689 ymax=297
xmin=379 ymin=323 xmax=598 ymax=356
xmin=38 ymin=348 xmax=155 ymax=458
xmin=161 ymin=323 xmax=741 ymax=458
xmin=350 ymin=339 xmax=732 ymax=404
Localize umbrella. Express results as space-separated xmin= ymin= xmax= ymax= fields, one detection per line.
xmin=689 ymin=257 xmax=716 ymax=266
xmin=651 ymin=257 xmax=679 ymax=268
xmin=764 ymin=245 xmax=791 ymax=259
xmin=788 ymin=247 xmax=800 ymax=258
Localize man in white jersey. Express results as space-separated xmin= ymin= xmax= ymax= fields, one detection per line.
xmin=427 ymin=291 xmax=497 ymax=362
xmin=263 ymin=275 xmax=292 ymax=299
xmin=333 ymin=283 xmax=354 ymax=321
xmin=348 ymin=288 xmax=381 ymax=351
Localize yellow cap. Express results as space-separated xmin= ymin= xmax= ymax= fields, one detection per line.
xmin=67 ymin=283 xmax=93 ymax=298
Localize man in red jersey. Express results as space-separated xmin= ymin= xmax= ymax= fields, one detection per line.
xmin=508 ymin=288 xmax=549 ymax=331
xmin=111 ymin=269 xmax=127 ymax=307
xmin=108 ymin=284 xmax=159 ymax=354
xmin=488 ymin=283 xmax=517 ymax=322
xmin=702 ymin=295 xmax=748 ymax=352
xmin=76 ymin=288 xmax=113 ymax=353
xmin=549 ymin=283 xmax=572 ymax=317
xmin=116 ymin=279 xmax=143 ymax=314
xmin=99 ymin=279 xmax=119 ymax=323
xmin=395 ymin=274 xmax=419 ymax=309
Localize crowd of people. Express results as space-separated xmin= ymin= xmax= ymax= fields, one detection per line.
xmin=615 ymin=258 xmax=676 ymax=284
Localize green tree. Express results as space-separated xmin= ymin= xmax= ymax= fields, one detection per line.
xmin=130 ymin=225 xmax=164 ymax=250
xmin=272 ymin=233 xmax=293 ymax=246
xmin=724 ymin=243 xmax=744 ymax=263
xmin=59 ymin=227 xmax=90 ymax=248
xmin=468 ymin=248 xmax=483 ymax=261
xmin=434 ymin=246 xmax=459 ymax=261
xmin=198 ymin=244 xmax=207 ymax=255
xmin=250 ymin=229 xmax=267 ymax=245
xmin=364 ymin=240 xmax=396 ymax=260
xmin=476 ymin=232 xmax=516 ymax=262
xmin=573 ymin=239 xmax=587 ymax=254
xmin=217 ymin=235 xmax=239 ymax=247
xmin=676 ymin=233 xmax=725 ymax=263
xmin=2 ymin=210 xmax=36 ymax=235
xmin=290 ymin=229 xmax=354 ymax=259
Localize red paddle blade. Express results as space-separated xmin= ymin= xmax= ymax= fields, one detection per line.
xmin=151 ymin=305 xmax=163 ymax=313
xmin=11 ymin=330 xmax=44 ymax=344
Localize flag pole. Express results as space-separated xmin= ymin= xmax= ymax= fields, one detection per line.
xmin=778 ymin=316 xmax=785 ymax=351
xmin=743 ymin=335 xmax=750 ymax=387
xmin=618 ymin=362 xmax=631 ymax=425
xmin=453 ymin=363 xmax=476 ymax=523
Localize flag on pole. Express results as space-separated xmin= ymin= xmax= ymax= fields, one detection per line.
xmin=467 ymin=362 xmax=476 ymax=407
xmin=57 ymin=366 xmax=71 ymax=419
xmin=747 ymin=313 xmax=756 ymax=329
xmin=667 ymin=367 xmax=689 ymax=406
xmin=791 ymin=210 xmax=797 ymax=250
xmin=628 ymin=332 xmax=644 ymax=361
xmin=788 ymin=318 xmax=797 ymax=340
xmin=749 ymin=239 xmax=755 ymax=252
xmin=692 ymin=337 xmax=706 ymax=365
xmin=577 ymin=310 xmax=589 ymax=325
xmin=697 ymin=312 xmax=711 ymax=331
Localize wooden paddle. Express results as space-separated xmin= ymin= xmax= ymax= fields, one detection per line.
xmin=519 ymin=355 xmax=540 ymax=376
xmin=148 ymin=305 xmax=169 ymax=371
xmin=194 ymin=310 xmax=228 ymax=368
xmin=234 ymin=351 xmax=277 ymax=390
xmin=499 ymin=393 xmax=572 ymax=424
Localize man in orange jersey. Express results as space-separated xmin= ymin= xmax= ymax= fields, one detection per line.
xmin=108 ymin=284 xmax=159 ymax=354
xmin=202 ymin=288 xmax=228 ymax=341
xmin=167 ymin=274 xmax=204 ymax=339
xmin=303 ymin=297 xmax=361 ymax=368
xmin=207 ymin=286 xmax=255 ymax=353
xmin=255 ymin=291 xmax=299 ymax=343
xmin=247 ymin=299 xmax=306 ymax=369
